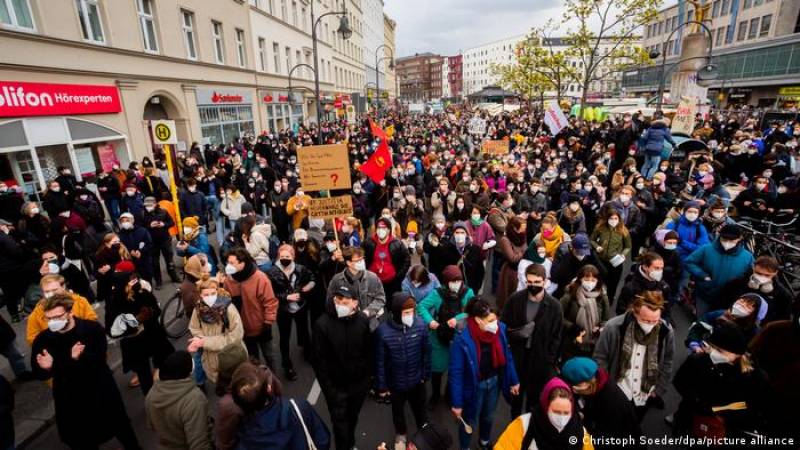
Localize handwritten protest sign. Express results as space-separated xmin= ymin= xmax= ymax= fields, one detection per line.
xmin=296 ymin=144 xmax=352 ymax=191
xmin=671 ymin=96 xmax=697 ymax=135
xmin=482 ymin=139 xmax=510 ymax=155
xmin=468 ymin=117 xmax=487 ymax=135
xmin=309 ymin=196 xmax=353 ymax=220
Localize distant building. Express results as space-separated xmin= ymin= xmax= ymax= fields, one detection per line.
xmin=396 ymin=53 xmax=444 ymax=102
xmin=447 ymin=54 xmax=464 ymax=99
xmin=383 ymin=13 xmax=397 ymax=99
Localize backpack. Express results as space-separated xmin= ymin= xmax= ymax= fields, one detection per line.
xmin=435 ymin=288 xmax=462 ymax=345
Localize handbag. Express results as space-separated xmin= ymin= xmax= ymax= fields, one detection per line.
xmin=691 ymin=414 xmax=726 ymax=441
xmin=289 ymin=399 xmax=318 ymax=450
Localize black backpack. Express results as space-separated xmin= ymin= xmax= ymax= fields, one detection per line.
xmin=435 ymin=288 xmax=462 ymax=345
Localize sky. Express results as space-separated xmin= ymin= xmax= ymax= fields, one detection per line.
xmin=383 ymin=0 xmax=680 ymax=57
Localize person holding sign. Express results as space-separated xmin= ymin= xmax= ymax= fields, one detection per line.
xmin=589 ymin=207 xmax=632 ymax=301
xmin=286 ymin=188 xmax=312 ymax=230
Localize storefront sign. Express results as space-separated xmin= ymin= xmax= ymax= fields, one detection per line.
xmin=0 ymin=81 xmax=122 ymax=118
xmin=778 ymin=87 xmax=800 ymax=96
xmin=482 ymin=139 xmax=510 ymax=155
xmin=196 ymin=87 xmax=253 ymax=106
xmin=672 ymin=96 xmax=697 ymax=135
xmin=262 ymin=91 xmax=302 ymax=104
xmin=296 ymin=144 xmax=351 ymax=191
xmin=98 ymin=143 xmax=119 ymax=172
xmin=309 ymin=196 xmax=353 ymax=220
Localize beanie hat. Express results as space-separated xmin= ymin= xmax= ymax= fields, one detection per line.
xmin=294 ymin=228 xmax=308 ymax=242
xmin=709 ymin=197 xmax=726 ymax=210
xmin=159 ymin=350 xmax=193 ymax=381
xmin=183 ymin=216 xmax=199 ymax=229
xmin=452 ymin=221 xmax=469 ymax=233
xmin=442 ymin=265 xmax=463 ymax=283
xmin=739 ymin=293 xmax=769 ymax=322
xmin=406 ymin=220 xmax=419 ymax=235
xmin=410 ymin=423 xmax=453 ymax=450
xmin=684 ymin=200 xmax=701 ymax=212
xmin=119 ymin=212 xmax=134 ymax=222
xmin=143 ymin=196 xmax=157 ymax=205
xmin=708 ymin=323 xmax=747 ymax=355
xmin=376 ymin=217 xmax=392 ymax=229
xmin=241 ymin=202 xmax=255 ymax=215
xmin=184 ymin=254 xmax=207 ymax=280
xmin=114 ymin=260 xmax=135 ymax=273
xmin=217 ymin=344 xmax=248 ymax=382
xmin=561 ymin=357 xmax=599 ymax=385
xmin=719 ymin=224 xmax=742 ymax=240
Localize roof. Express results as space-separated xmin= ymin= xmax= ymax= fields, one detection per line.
xmin=467 ymin=85 xmax=518 ymax=98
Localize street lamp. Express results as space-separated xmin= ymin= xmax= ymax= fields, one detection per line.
xmin=374 ymin=44 xmax=394 ymax=111
xmin=311 ymin=0 xmax=352 ymax=144
xmin=655 ymin=20 xmax=715 ymax=113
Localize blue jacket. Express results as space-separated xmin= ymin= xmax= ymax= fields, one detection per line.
xmin=177 ymin=232 xmax=217 ymax=275
xmin=236 ymin=397 xmax=330 ymax=450
xmin=642 ymin=121 xmax=676 ymax=155
xmin=375 ymin=317 xmax=431 ymax=392
xmin=665 ymin=216 xmax=710 ymax=261
xmin=449 ymin=321 xmax=519 ymax=416
xmin=684 ymin=239 xmax=754 ymax=300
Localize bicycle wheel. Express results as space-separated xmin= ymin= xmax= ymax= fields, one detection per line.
xmin=161 ymin=293 xmax=190 ymax=339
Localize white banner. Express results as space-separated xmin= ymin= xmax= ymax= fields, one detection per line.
xmin=468 ymin=117 xmax=487 ymax=135
xmin=544 ymin=101 xmax=568 ymax=136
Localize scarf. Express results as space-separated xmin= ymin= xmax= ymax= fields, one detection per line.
xmin=466 ymin=317 xmax=506 ymax=369
xmin=542 ymin=226 xmax=564 ymax=258
xmin=575 ymin=287 xmax=601 ymax=342
xmin=619 ymin=315 xmax=660 ymax=394
xmin=198 ymin=293 xmax=232 ymax=327
xmin=231 ymin=261 xmax=257 ymax=283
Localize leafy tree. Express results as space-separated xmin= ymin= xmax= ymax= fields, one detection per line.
xmin=563 ymin=0 xmax=659 ymax=109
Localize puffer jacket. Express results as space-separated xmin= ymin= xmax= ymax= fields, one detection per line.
xmin=684 ymin=239 xmax=754 ymax=300
xmin=665 ymin=216 xmax=710 ymax=261
xmin=375 ymin=293 xmax=432 ymax=392
xmin=220 ymin=192 xmax=246 ymax=222
xmin=245 ymin=223 xmax=275 ymax=266
xmin=188 ymin=300 xmax=246 ymax=384
xmin=267 ymin=263 xmax=314 ymax=312
xmin=616 ymin=264 xmax=671 ymax=315
xmin=236 ymin=397 xmax=330 ymax=450
xmin=642 ymin=120 xmax=676 ymax=155
xmin=145 ymin=377 xmax=212 ymax=450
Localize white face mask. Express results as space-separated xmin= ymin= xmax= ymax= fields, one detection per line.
xmin=48 ymin=263 xmax=60 ymax=274
xmin=569 ymin=203 xmax=580 ymax=212
xmin=202 ymin=295 xmax=217 ymax=307
xmin=730 ymin=303 xmax=750 ymax=318
xmin=548 ymin=411 xmax=571 ymax=433
xmin=454 ymin=234 xmax=466 ymax=245
xmin=684 ymin=212 xmax=699 ymax=222
xmin=31 ymin=207 xmax=40 ymax=215
xmin=483 ymin=320 xmax=498 ymax=334
xmin=709 ymin=349 xmax=733 ymax=365
xmin=325 ymin=242 xmax=337 ymax=252
xmin=225 ymin=264 xmax=239 ymax=275
xmin=335 ymin=303 xmax=353 ymax=318
xmin=637 ymin=320 xmax=656 ymax=334
xmin=401 ymin=314 xmax=414 ymax=328
xmin=649 ymin=269 xmax=663 ymax=282
xmin=448 ymin=281 xmax=462 ymax=293
xmin=48 ymin=318 xmax=68 ymax=332
xmin=376 ymin=228 xmax=389 ymax=240
xmin=183 ymin=227 xmax=193 ymax=236
xmin=145 ymin=206 xmax=155 ymax=212
xmin=607 ymin=218 xmax=619 ymax=228
xmin=120 ymin=222 xmax=133 ymax=230
xmin=619 ymin=194 xmax=631 ymax=203
xmin=435 ymin=222 xmax=446 ymax=231
xmin=581 ymin=280 xmax=597 ymax=291
xmin=711 ymin=211 xmax=725 ymax=219
xmin=720 ymin=240 xmax=737 ymax=250
xmin=664 ymin=243 xmax=677 ymax=251
xmin=353 ymin=260 xmax=366 ymax=272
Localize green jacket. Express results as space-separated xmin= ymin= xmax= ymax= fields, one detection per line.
xmin=145 ymin=377 xmax=212 ymax=450
xmin=589 ymin=226 xmax=632 ymax=263
xmin=417 ymin=287 xmax=474 ymax=373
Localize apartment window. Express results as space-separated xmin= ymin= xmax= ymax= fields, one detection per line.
xmin=759 ymin=14 xmax=771 ymax=37
xmin=0 ymin=0 xmax=35 ymax=30
xmin=212 ymin=21 xmax=225 ymax=64
xmin=737 ymin=21 xmax=747 ymax=40
xmin=715 ymin=27 xmax=724 ymax=46
xmin=753 ymin=0 xmax=763 ymax=6
xmin=301 ymin=6 xmax=306 ymax=31
xmin=76 ymin=0 xmax=105 ymax=43
xmin=235 ymin=28 xmax=246 ymax=67
xmin=291 ymin=1 xmax=297 ymax=27
xmin=136 ymin=0 xmax=158 ymax=52
xmin=258 ymin=37 xmax=267 ymax=71
xmin=725 ymin=25 xmax=733 ymax=43
xmin=295 ymin=50 xmax=301 ymax=76
xmin=743 ymin=0 xmax=751 ymax=8
xmin=272 ymin=42 xmax=280 ymax=73
xmin=748 ymin=17 xmax=759 ymax=39
xmin=280 ymin=0 xmax=286 ymax=21
xmin=721 ymin=0 xmax=730 ymax=14
xmin=305 ymin=52 xmax=311 ymax=79
xmin=712 ymin=0 xmax=720 ymax=18
xmin=181 ymin=10 xmax=197 ymax=59
xmin=285 ymin=46 xmax=291 ymax=75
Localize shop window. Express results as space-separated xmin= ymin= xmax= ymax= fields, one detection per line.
xmin=0 ymin=120 xmax=28 ymax=148
xmin=76 ymin=0 xmax=105 ymax=44
xmin=66 ymin=119 xmax=121 ymax=141
xmin=136 ymin=0 xmax=158 ymax=53
xmin=0 ymin=0 xmax=35 ymax=30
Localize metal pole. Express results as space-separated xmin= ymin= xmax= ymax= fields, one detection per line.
xmin=655 ymin=20 xmax=714 ymax=114
xmin=311 ymin=0 xmax=322 ymax=144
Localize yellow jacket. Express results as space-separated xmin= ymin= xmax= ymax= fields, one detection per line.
xmin=286 ymin=194 xmax=312 ymax=229
xmin=26 ymin=293 xmax=98 ymax=345
xmin=494 ymin=413 xmax=594 ymax=450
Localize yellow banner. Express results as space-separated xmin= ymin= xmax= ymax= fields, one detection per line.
xmin=309 ymin=196 xmax=353 ymax=220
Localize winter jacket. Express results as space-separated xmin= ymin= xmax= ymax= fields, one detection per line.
xmin=285 ymin=194 xmax=312 ymax=229
xmin=267 ymin=263 xmax=314 ymax=312
xmin=437 ymin=237 xmax=485 ymax=293
xmin=502 ymin=290 xmax=563 ymax=393
xmin=400 ymin=271 xmax=440 ymax=303
xmin=223 ymin=263 xmax=278 ymax=337
xmin=177 ymin=232 xmax=216 ymax=275
xmin=417 ymin=287 xmax=474 ymax=373
xmin=236 ymin=397 xmax=330 ymax=450
xmin=145 ymin=377 xmax=212 ymax=450
xmin=220 ymin=192 xmax=246 ymax=223
xmin=430 ymin=189 xmax=457 ymax=218
xmin=616 ymin=264 xmax=671 ymax=315
xmin=179 ymin=190 xmax=207 ymax=224
xmin=448 ymin=321 xmax=520 ymax=416
xmin=593 ymin=312 xmax=675 ymax=397
xmin=0 ymin=231 xmax=28 ymax=273
xmin=465 ymin=220 xmax=496 ymax=259
xmin=665 ymin=216 xmax=710 ymax=262
xmin=550 ymin=242 xmax=607 ymax=298
xmin=589 ymin=226 xmax=632 ymax=264
xmin=244 ymin=223 xmax=276 ymax=266
xmin=642 ymin=120 xmax=676 ymax=155
xmin=375 ymin=294 xmax=432 ymax=392
xmin=576 ymin=368 xmax=644 ymax=450
xmin=718 ymin=270 xmax=794 ymax=324
xmin=0 ymin=374 xmax=13 ymax=450
xmin=97 ymin=174 xmax=121 ymax=200
xmin=684 ymin=240 xmax=754 ymax=301
xmin=607 ymin=200 xmax=643 ymax=236
xmin=363 ymin=234 xmax=411 ymax=282
xmin=120 ymin=192 xmax=145 ymax=221
xmin=143 ymin=206 xmax=175 ymax=244
xmin=119 ymin=225 xmax=154 ymax=279
xmin=312 ymin=302 xmax=373 ymax=392
xmin=326 ymin=269 xmax=386 ymax=328
xmin=188 ymin=303 xmax=246 ymax=384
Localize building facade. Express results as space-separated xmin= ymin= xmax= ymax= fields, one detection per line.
xmin=362 ymin=0 xmax=384 ymax=92
xmin=331 ymin=0 xmax=366 ymax=96
xmin=625 ymin=0 xmax=800 ymax=106
xmin=446 ymin=54 xmax=464 ymax=99
xmin=396 ymin=53 xmax=444 ymax=102
xmin=441 ymin=61 xmax=451 ymax=99
xmin=383 ymin=13 xmax=397 ymax=99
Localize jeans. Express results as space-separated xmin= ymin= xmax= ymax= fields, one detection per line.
xmin=1 ymin=341 xmax=27 ymax=377
xmin=324 ymin=384 xmax=370 ymax=450
xmin=459 ymin=376 xmax=499 ymax=450
xmin=244 ymin=326 xmax=276 ymax=370
xmin=192 ymin=349 xmax=207 ymax=386
xmin=151 ymin=239 xmax=177 ymax=284
xmin=129 ymin=359 xmax=154 ymax=395
xmin=641 ymin=153 xmax=662 ymax=180
xmin=104 ymin=197 xmax=120 ymax=224
xmin=206 ymin=195 xmax=223 ymax=243
xmin=390 ymin=382 xmax=429 ymax=436
xmin=277 ymin=307 xmax=309 ymax=370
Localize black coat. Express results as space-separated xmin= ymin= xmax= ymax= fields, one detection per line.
xmin=106 ymin=286 xmax=173 ymax=372
xmin=501 ymin=290 xmax=562 ymax=396
xmin=616 ymin=264 xmax=671 ymax=315
xmin=717 ymin=271 xmax=794 ymax=325
xmin=550 ymin=242 xmax=607 ymax=298
xmin=96 ymin=174 xmax=121 ymax=200
xmin=436 ymin=239 xmax=484 ymax=293
xmin=0 ymin=191 xmax=23 ymax=224
xmin=0 ymin=374 xmax=13 ymax=450
xmin=266 ymin=263 xmax=314 ymax=312
xmin=31 ymin=319 xmax=132 ymax=447
xmin=363 ymin=235 xmax=410 ymax=285
xmin=312 ymin=306 xmax=373 ymax=392
xmin=0 ymin=232 xmax=26 ymax=273
xmin=142 ymin=206 xmax=175 ymax=244
xmin=0 ymin=315 xmax=15 ymax=349
xmin=579 ymin=370 xmax=644 ymax=450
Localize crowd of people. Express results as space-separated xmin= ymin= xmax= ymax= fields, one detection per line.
xmin=0 ymin=102 xmax=799 ymax=450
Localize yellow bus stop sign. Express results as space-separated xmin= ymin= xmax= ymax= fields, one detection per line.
xmin=151 ymin=120 xmax=178 ymax=145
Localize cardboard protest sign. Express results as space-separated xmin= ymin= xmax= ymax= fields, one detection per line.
xmin=296 ymin=144 xmax=352 ymax=191
xmin=468 ymin=117 xmax=487 ymax=135
xmin=308 ymin=196 xmax=353 ymax=220
xmin=671 ymin=96 xmax=697 ymax=135
xmin=482 ymin=139 xmax=510 ymax=155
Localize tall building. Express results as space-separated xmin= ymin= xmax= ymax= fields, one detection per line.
xmin=447 ymin=54 xmax=464 ymax=99
xmin=362 ymin=0 xmax=385 ymax=92
xmin=396 ymin=53 xmax=444 ymax=102
xmin=332 ymin=0 xmax=366 ymax=96
xmin=441 ymin=62 xmax=451 ymax=99
xmin=383 ymin=13 xmax=397 ymax=99
xmin=624 ymin=0 xmax=800 ymax=106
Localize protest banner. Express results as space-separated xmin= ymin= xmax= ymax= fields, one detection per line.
xmin=482 ymin=139 xmax=510 ymax=155
xmin=309 ymin=196 xmax=353 ymax=220
xmin=296 ymin=144 xmax=351 ymax=191
xmin=543 ymin=101 xmax=568 ymax=136
xmin=468 ymin=117 xmax=487 ymax=135
xmin=671 ymin=96 xmax=697 ymax=135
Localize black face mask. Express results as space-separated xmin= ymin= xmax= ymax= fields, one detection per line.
xmin=279 ymin=258 xmax=292 ymax=267
xmin=527 ymin=285 xmax=544 ymax=297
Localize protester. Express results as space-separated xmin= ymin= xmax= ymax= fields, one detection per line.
xmin=559 ymin=265 xmax=611 ymax=358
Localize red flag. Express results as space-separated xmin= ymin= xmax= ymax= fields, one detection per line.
xmin=360 ymin=120 xmax=392 ymax=183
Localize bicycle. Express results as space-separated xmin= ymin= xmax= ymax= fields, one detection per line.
xmin=160 ymin=287 xmax=190 ymax=339
xmin=735 ymin=217 xmax=800 ymax=299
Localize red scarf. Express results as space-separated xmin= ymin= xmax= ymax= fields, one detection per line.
xmin=467 ymin=318 xmax=506 ymax=369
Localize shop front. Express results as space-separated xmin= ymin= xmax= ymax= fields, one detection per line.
xmin=196 ymin=87 xmax=255 ymax=147
xmin=261 ymin=90 xmax=304 ymax=133
xmin=0 ymin=80 xmax=129 ymax=197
